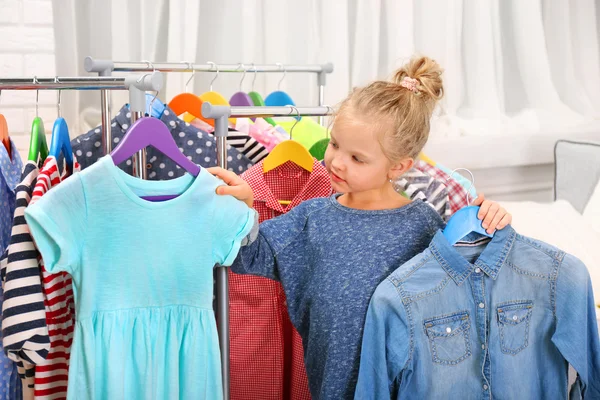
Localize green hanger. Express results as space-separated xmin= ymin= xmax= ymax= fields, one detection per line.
xmin=247 ymin=65 xmax=276 ymax=126
xmin=249 ymin=91 xmax=277 ymax=126
xmin=28 ymin=117 xmax=49 ymax=163
xmin=309 ymin=138 xmax=330 ymax=161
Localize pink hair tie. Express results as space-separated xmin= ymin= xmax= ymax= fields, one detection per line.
xmin=400 ymin=77 xmax=419 ymax=93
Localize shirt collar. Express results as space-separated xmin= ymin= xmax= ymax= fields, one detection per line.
xmin=247 ymin=159 xmax=332 ymax=213
xmin=430 ymin=225 xmax=517 ymax=285
xmin=0 ymin=138 xmax=24 ymax=191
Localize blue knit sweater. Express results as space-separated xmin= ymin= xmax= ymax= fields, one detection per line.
xmin=231 ymin=194 xmax=444 ymax=399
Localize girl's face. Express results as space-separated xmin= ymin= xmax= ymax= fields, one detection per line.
xmin=324 ymin=115 xmax=396 ymax=194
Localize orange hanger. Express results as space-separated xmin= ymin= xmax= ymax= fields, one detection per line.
xmin=168 ymin=92 xmax=213 ymax=126
xmin=167 ymin=63 xmax=214 ymax=126
xmin=0 ymin=114 xmax=11 ymax=159
xmin=264 ymin=107 xmax=313 ymax=175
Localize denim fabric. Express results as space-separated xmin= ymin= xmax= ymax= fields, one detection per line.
xmin=232 ymin=195 xmax=445 ymax=399
xmin=355 ymin=226 xmax=600 ymax=400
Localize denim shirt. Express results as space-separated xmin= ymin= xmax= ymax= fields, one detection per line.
xmin=355 ymin=226 xmax=600 ymax=400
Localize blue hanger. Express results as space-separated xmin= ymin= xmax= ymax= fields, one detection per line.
xmin=264 ymin=63 xmax=300 ymax=120
xmin=49 ymin=117 xmax=74 ymax=175
xmin=442 ymin=169 xmax=493 ymax=245
xmin=144 ymin=93 xmax=166 ymax=118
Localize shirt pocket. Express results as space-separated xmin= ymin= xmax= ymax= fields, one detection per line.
xmin=423 ymin=311 xmax=472 ymax=365
xmin=496 ymin=300 xmax=533 ymax=355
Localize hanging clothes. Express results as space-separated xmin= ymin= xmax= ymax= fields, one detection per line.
xmin=434 ymin=162 xmax=478 ymax=198
xmin=0 ymin=161 xmax=43 ymax=400
xmin=393 ymin=168 xmax=451 ymax=221
xmin=413 ymin=160 xmax=472 ymax=214
xmin=71 ymin=104 xmax=254 ymax=177
xmin=29 ymin=156 xmax=80 ymax=400
xmin=23 ymin=155 xmax=255 ymax=399
xmin=355 ymin=227 xmax=600 ymax=399
xmin=188 ymin=117 xmax=270 ymax=163
xmin=0 ymin=138 xmax=23 ymax=400
xmin=230 ymin=159 xmax=332 ymax=400
xmin=278 ymin=118 xmax=328 ymax=150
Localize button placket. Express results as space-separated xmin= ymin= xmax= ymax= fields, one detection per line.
xmin=470 ymin=270 xmax=492 ymax=398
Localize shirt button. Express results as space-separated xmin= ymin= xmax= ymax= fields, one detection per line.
xmin=446 ymin=327 xmax=452 ymax=333
xmin=483 ymin=384 xmax=488 ymax=390
xmin=475 ymin=267 xmax=481 ymax=274
xmin=146 ymin=163 xmax=152 ymax=169
xmin=479 ymin=303 xmax=485 ymax=309
xmin=482 ymin=344 xmax=485 ymax=350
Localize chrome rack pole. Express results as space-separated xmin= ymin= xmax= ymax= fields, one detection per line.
xmin=201 ymin=102 xmax=232 ymax=400
xmin=207 ymin=104 xmax=334 ymax=118
xmin=84 ymin=58 xmax=115 ymax=155
xmin=85 ymin=57 xmax=333 ymax=74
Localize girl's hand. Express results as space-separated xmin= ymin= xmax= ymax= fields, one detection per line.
xmin=206 ymin=167 xmax=254 ymax=208
xmin=472 ymin=194 xmax=512 ymax=235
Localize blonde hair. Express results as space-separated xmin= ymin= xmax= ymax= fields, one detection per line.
xmin=337 ymin=56 xmax=444 ymax=162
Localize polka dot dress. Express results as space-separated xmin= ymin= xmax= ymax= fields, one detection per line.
xmin=71 ymin=105 xmax=254 ymax=179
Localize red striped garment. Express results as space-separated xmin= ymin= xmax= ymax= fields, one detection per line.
xmin=229 ymin=159 xmax=332 ymax=400
xmin=30 ymin=157 xmax=80 ymax=400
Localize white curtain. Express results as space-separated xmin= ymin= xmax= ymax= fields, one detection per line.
xmin=52 ymin=0 xmax=600 ymax=139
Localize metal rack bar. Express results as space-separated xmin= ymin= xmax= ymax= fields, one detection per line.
xmin=0 ymin=76 xmax=159 ymax=90
xmin=203 ymin=104 xmax=334 ymax=119
xmin=85 ymin=57 xmax=333 ymax=74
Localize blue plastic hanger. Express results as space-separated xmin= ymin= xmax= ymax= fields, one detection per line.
xmin=264 ymin=63 xmax=300 ymax=120
xmin=49 ymin=101 xmax=74 ymax=176
xmin=144 ymin=93 xmax=166 ymax=118
xmin=442 ymin=169 xmax=493 ymax=245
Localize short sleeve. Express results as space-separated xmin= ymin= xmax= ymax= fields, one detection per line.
xmin=211 ymin=192 xmax=256 ymax=266
xmin=24 ymin=174 xmax=87 ymax=275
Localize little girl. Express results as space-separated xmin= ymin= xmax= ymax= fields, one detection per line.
xmin=209 ymin=56 xmax=511 ymax=399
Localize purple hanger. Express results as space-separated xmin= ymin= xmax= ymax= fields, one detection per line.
xmin=230 ymin=91 xmax=256 ymax=121
xmin=111 ymin=117 xmax=200 ymax=201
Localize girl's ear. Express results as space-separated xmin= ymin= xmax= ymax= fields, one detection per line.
xmin=389 ymin=157 xmax=414 ymax=181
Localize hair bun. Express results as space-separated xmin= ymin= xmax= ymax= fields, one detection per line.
xmin=393 ymin=56 xmax=444 ymax=104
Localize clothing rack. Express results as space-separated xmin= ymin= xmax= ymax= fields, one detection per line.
xmin=84 ymin=57 xmax=334 ymax=154
xmin=202 ymin=102 xmax=334 ymax=400
xmin=0 ymin=73 xmax=163 ymax=177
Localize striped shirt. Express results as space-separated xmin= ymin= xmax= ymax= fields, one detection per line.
xmin=0 ymin=161 xmax=45 ymax=397
xmin=30 ymin=157 xmax=80 ymax=400
xmin=1 ymin=157 xmax=80 ymax=400
xmin=226 ymin=128 xmax=269 ymax=164
xmin=394 ymin=168 xmax=451 ymax=221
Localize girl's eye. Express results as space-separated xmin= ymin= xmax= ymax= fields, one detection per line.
xmin=330 ymin=141 xmax=339 ymax=149
xmin=352 ymin=156 xmax=363 ymax=163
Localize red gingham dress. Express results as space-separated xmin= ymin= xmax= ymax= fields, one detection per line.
xmin=229 ymin=159 xmax=332 ymax=400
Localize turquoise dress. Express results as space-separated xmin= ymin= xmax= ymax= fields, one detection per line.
xmin=25 ymin=156 xmax=255 ymax=400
